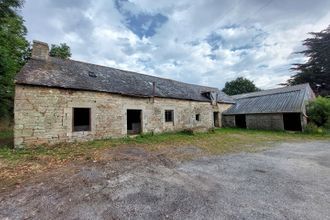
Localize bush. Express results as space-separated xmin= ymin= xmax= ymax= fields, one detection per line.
xmin=304 ymin=123 xmax=324 ymax=134
xmin=325 ymin=120 xmax=330 ymax=129
xmin=306 ymin=97 xmax=330 ymax=128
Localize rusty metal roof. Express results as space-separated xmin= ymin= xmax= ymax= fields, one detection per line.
xmin=16 ymin=57 xmax=234 ymax=103
xmin=223 ymin=84 xmax=315 ymax=115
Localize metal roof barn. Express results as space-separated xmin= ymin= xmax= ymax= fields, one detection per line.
xmin=223 ymin=84 xmax=315 ymax=115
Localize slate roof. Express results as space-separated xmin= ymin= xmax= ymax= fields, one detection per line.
xmin=223 ymin=84 xmax=315 ymax=115
xmin=16 ymin=57 xmax=234 ymax=103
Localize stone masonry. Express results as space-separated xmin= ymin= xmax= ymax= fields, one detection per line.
xmin=14 ymin=85 xmax=232 ymax=148
xmin=246 ymin=114 xmax=284 ymax=130
xmin=222 ymin=113 xmax=287 ymax=130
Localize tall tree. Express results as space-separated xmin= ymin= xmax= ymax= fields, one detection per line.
xmin=287 ymin=26 xmax=330 ymax=96
xmin=0 ymin=0 xmax=29 ymax=120
xmin=222 ymin=77 xmax=260 ymax=96
xmin=49 ymin=43 xmax=71 ymax=59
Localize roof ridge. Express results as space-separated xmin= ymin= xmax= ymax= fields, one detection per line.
xmin=234 ymin=89 xmax=302 ymax=100
xmin=231 ymin=84 xmax=309 ymax=99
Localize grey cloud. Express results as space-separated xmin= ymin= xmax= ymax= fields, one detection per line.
xmin=21 ymin=0 xmax=330 ymax=89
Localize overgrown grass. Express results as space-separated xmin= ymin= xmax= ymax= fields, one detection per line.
xmin=1 ymin=128 xmax=329 ymax=162
xmin=0 ymin=129 xmax=13 ymax=139
xmin=0 ymin=128 xmax=329 ymax=191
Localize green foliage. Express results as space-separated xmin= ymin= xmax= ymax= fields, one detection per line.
xmin=222 ymin=77 xmax=260 ymax=95
xmin=306 ymin=97 xmax=330 ymax=128
xmin=288 ymin=26 xmax=330 ymax=96
xmin=49 ymin=43 xmax=71 ymax=59
xmin=0 ymin=0 xmax=29 ymax=119
xmin=304 ymin=123 xmax=325 ymax=134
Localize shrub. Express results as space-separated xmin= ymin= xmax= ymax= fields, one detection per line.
xmin=324 ymin=119 xmax=330 ymax=129
xmin=306 ymin=97 xmax=330 ymax=128
xmin=304 ymin=123 xmax=324 ymax=134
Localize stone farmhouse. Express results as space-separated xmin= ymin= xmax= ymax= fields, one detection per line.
xmin=14 ymin=41 xmax=234 ymax=148
xmin=14 ymin=41 xmax=315 ymax=148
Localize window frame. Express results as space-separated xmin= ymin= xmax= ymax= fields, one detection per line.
xmin=72 ymin=107 xmax=92 ymax=132
xmin=165 ymin=110 xmax=174 ymax=123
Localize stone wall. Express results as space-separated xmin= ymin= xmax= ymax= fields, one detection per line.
xmin=246 ymin=114 xmax=284 ymax=130
xmin=14 ymin=85 xmax=232 ymax=148
xmin=222 ymin=113 xmax=285 ymax=130
xmin=222 ymin=115 xmax=236 ymax=127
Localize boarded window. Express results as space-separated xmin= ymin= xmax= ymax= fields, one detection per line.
xmin=196 ymin=114 xmax=200 ymax=121
xmin=73 ymin=108 xmax=91 ymax=132
xmin=165 ymin=110 xmax=174 ymax=122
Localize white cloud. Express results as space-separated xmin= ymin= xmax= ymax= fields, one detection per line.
xmin=21 ymin=0 xmax=330 ymax=90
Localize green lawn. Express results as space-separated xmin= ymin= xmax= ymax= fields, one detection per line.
xmin=0 ymin=128 xmax=329 ymax=191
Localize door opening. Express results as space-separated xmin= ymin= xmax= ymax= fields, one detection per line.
xmin=127 ymin=109 xmax=142 ymax=135
xmin=235 ymin=114 xmax=246 ymax=128
xmin=283 ymin=113 xmax=302 ymax=131
xmin=213 ymin=112 xmax=220 ymax=127
xmin=73 ymin=108 xmax=91 ymax=132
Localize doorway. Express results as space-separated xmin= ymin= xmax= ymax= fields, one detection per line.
xmin=235 ymin=114 xmax=246 ymax=128
xmin=213 ymin=112 xmax=220 ymax=127
xmin=127 ymin=109 xmax=142 ymax=135
xmin=283 ymin=113 xmax=302 ymax=131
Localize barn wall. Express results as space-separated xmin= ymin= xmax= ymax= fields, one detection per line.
xmin=246 ymin=114 xmax=284 ymax=130
xmin=14 ymin=85 xmax=232 ymax=148
xmin=222 ymin=115 xmax=236 ymax=127
xmin=222 ymin=113 xmax=285 ymax=130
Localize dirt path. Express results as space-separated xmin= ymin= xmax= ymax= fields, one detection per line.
xmin=0 ymin=141 xmax=329 ymax=219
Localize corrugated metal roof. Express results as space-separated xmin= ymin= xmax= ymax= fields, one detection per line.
xmin=223 ymin=84 xmax=315 ymax=115
xmin=16 ymin=57 xmax=234 ymax=103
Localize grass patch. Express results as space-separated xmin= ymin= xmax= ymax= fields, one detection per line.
xmin=0 ymin=130 xmax=13 ymax=139
xmin=0 ymin=128 xmax=329 ymax=191
xmin=1 ymin=128 xmax=330 ymax=162
xmin=1 ymin=128 xmax=329 ymax=162
xmin=0 ymin=129 xmax=13 ymax=149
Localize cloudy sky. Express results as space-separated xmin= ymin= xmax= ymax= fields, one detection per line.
xmin=21 ymin=0 xmax=330 ymax=89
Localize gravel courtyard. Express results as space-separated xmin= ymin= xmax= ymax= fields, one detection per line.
xmin=0 ymin=141 xmax=329 ymax=219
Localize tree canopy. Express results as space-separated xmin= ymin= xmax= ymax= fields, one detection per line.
xmin=0 ymin=0 xmax=29 ymax=119
xmin=49 ymin=43 xmax=71 ymax=59
xmin=222 ymin=77 xmax=260 ymax=96
xmin=287 ymin=26 xmax=330 ymax=96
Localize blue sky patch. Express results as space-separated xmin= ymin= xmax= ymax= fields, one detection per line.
xmin=115 ymin=0 xmax=168 ymax=38
xmin=206 ymin=32 xmax=224 ymax=51
xmin=125 ymin=13 xmax=167 ymax=38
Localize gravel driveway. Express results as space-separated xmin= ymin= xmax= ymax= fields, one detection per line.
xmin=1 ymin=141 xmax=329 ymax=219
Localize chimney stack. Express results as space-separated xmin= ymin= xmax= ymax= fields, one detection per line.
xmin=31 ymin=40 xmax=49 ymax=60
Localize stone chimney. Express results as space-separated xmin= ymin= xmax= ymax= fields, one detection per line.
xmin=31 ymin=40 xmax=49 ymax=60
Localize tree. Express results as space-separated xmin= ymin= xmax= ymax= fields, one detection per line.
xmin=306 ymin=97 xmax=330 ymax=128
xmin=0 ymin=0 xmax=29 ymax=120
xmin=49 ymin=43 xmax=71 ymax=59
xmin=287 ymin=26 xmax=330 ymax=96
xmin=222 ymin=77 xmax=260 ymax=95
